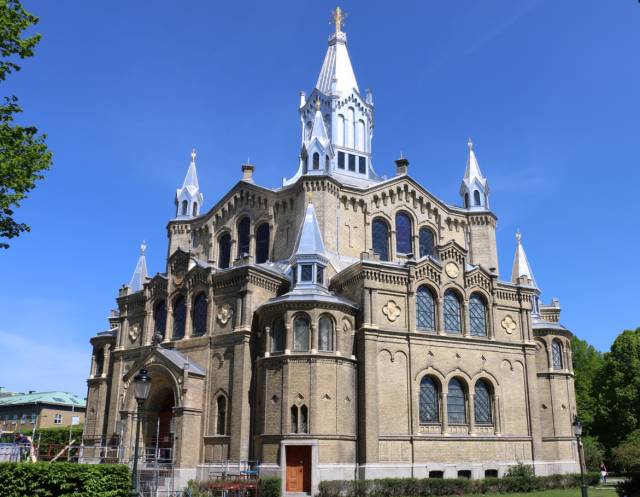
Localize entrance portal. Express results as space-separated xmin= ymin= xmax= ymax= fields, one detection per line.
xmin=285 ymin=445 xmax=311 ymax=493
xmin=144 ymin=386 xmax=175 ymax=463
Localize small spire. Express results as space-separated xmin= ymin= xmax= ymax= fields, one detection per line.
xmin=512 ymin=230 xmax=537 ymax=287
xmin=460 ymin=137 xmax=489 ymax=209
xmin=294 ymin=201 xmax=326 ymax=256
xmin=128 ymin=241 xmax=148 ymax=293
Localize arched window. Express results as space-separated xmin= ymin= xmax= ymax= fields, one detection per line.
xmin=218 ymin=233 xmax=231 ymax=269
xmin=372 ymin=218 xmax=390 ymax=261
xmin=192 ymin=202 xmax=198 ymax=217
xmin=192 ymin=292 xmax=208 ymax=336
xmin=444 ymin=291 xmax=462 ymax=333
xmin=154 ymin=300 xmax=167 ymax=339
xmin=237 ymin=217 xmax=250 ymax=257
xmin=395 ymin=212 xmax=413 ymax=255
xmin=419 ymin=376 xmax=439 ymax=424
xmin=216 ymin=395 xmax=227 ymax=435
xmin=291 ymin=405 xmax=298 ymax=433
xmin=313 ymin=152 xmax=320 ymax=170
xmin=325 ymin=155 xmax=330 ymax=170
xmin=356 ymin=120 xmax=365 ymax=150
xmin=419 ymin=228 xmax=435 ymax=258
xmin=271 ymin=318 xmax=285 ymax=353
xmin=293 ymin=317 xmax=309 ymax=352
xmin=318 ymin=316 xmax=334 ymax=352
xmin=552 ymin=340 xmax=564 ymax=369
xmin=347 ymin=107 xmax=355 ymax=147
xmin=172 ymin=295 xmax=186 ymax=339
xmin=448 ymin=378 xmax=467 ymax=424
xmin=416 ymin=286 xmax=436 ymax=331
xmin=474 ymin=190 xmax=481 ymax=206
xmin=474 ymin=380 xmax=493 ymax=425
xmin=300 ymin=405 xmax=308 ymax=433
xmin=469 ymin=294 xmax=487 ymax=336
xmin=255 ymin=223 xmax=270 ymax=264
xmin=464 ymin=193 xmax=469 ymax=209
xmin=95 ymin=349 xmax=104 ymax=377
xmin=337 ymin=115 xmax=345 ymax=146
xmin=181 ymin=200 xmax=188 ymax=216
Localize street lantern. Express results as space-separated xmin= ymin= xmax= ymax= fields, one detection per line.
xmin=130 ymin=368 xmax=151 ymax=497
xmin=573 ymin=416 xmax=588 ymax=497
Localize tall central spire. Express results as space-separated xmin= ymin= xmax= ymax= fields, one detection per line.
xmin=316 ymin=7 xmax=358 ymax=96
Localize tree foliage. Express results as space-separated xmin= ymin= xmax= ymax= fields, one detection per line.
xmin=0 ymin=0 xmax=51 ymax=248
xmin=571 ymin=335 xmax=604 ymax=434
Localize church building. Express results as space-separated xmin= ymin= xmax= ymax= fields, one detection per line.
xmin=83 ymin=8 xmax=579 ymax=494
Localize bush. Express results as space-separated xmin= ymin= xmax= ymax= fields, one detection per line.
xmin=258 ymin=477 xmax=282 ymax=497
xmin=0 ymin=462 xmax=130 ymax=497
xmin=617 ymin=472 xmax=640 ymax=497
xmin=613 ymin=431 xmax=640 ymax=473
xmin=0 ymin=426 xmax=84 ymax=445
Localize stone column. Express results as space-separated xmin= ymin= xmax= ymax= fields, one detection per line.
xmin=490 ymin=302 xmax=498 ymax=341
xmin=164 ymin=309 xmax=173 ymax=342
xmin=184 ymin=301 xmax=192 ymax=339
xmin=103 ymin=344 xmax=112 ymax=378
xmin=284 ymin=312 xmax=292 ymax=354
xmin=363 ymin=288 xmax=371 ymax=327
xmin=468 ymin=393 xmax=476 ymax=434
xmin=264 ymin=326 xmax=271 ymax=357
xmin=207 ymin=288 xmax=216 ymax=336
xmin=463 ymin=299 xmax=471 ymax=337
xmin=437 ymin=296 xmax=445 ymax=335
xmin=310 ymin=321 xmax=318 ymax=354
xmin=234 ymin=295 xmax=243 ymax=331
xmin=441 ymin=393 xmax=448 ymax=434
xmin=493 ymin=395 xmax=502 ymax=435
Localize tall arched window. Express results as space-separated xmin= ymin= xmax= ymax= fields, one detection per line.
xmin=347 ymin=107 xmax=355 ymax=147
xmin=271 ymin=318 xmax=285 ymax=353
xmin=218 ymin=233 xmax=231 ymax=269
xmin=192 ymin=202 xmax=198 ymax=217
xmin=444 ymin=291 xmax=462 ymax=333
xmin=95 ymin=349 xmax=104 ymax=377
xmin=419 ymin=228 xmax=435 ymax=258
xmin=337 ymin=115 xmax=345 ymax=146
xmin=419 ymin=376 xmax=439 ymax=424
xmin=416 ymin=286 xmax=436 ymax=331
xmin=469 ymin=294 xmax=487 ymax=336
xmin=313 ymin=152 xmax=319 ymax=170
xmin=325 ymin=155 xmax=330 ymax=170
xmin=172 ymin=295 xmax=186 ymax=339
xmin=154 ymin=300 xmax=167 ymax=339
xmin=372 ymin=218 xmax=390 ymax=261
xmin=293 ymin=317 xmax=310 ymax=352
xmin=474 ymin=190 xmax=481 ymax=206
xmin=552 ymin=340 xmax=564 ymax=369
xmin=192 ymin=292 xmax=208 ymax=336
xmin=237 ymin=217 xmax=250 ymax=257
xmin=300 ymin=405 xmax=308 ymax=433
xmin=448 ymin=378 xmax=467 ymax=424
xmin=395 ymin=212 xmax=413 ymax=255
xmin=355 ymin=120 xmax=365 ymax=150
xmin=464 ymin=193 xmax=469 ymax=209
xmin=291 ymin=405 xmax=298 ymax=433
xmin=318 ymin=316 xmax=333 ymax=352
xmin=474 ymin=380 xmax=493 ymax=425
xmin=216 ymin=395 xmax=227 ymax=435
xmin=255 ymin=223 xmax=270 ymax=264
xmin=181 ymin=200 xmax=188 ymax=216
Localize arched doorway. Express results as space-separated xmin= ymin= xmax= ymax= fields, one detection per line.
xmin=142 ymin=377 xmax=176 ymax=463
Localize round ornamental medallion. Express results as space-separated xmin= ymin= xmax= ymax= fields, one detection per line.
xmin=129 ymin=324 xmax=140 ymax=342
xmin=445 ymin=261 xmax=459 ymax=278
xmin=382 ymin=300 xmax=401 ymax=322
xmin=501 ymin=315 xmax=517 ymax=334
xmin=217 ymin=303 xmax=234 ymax=325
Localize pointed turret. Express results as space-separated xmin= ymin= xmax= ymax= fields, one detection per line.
xmin=460 ymin=139 xmax=490 ymax=210
xmin=294 ymin=197 xmax=326 ymax=256
xmin=290 ymin=195 xmax=329 ymax=288
xmin=316 ymin=7 xmax=358 ymax=96
xmin=511 ymin=231 xmax=537 ymax=287
xmin=128 ymin=241 xmax=148 ymax=293
xmin=175 ymin=149 xmax=204 ymax=219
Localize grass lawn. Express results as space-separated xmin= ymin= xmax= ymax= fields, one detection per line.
xmin=478 ymin=488 xmax=617 ymax=497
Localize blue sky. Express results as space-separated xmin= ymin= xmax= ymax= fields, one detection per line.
xmin=1 ymin=1 xmax=638 ymax=397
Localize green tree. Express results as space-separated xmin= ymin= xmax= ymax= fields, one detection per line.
xmin=582 ymin=436 xmax=605 ymax=472
xmin=594 ymin=328 xmax=640 ymax=449
xmin=0 ymin=0 xmax=52 ymax=249
xmin=612 ymin=429 xmax=640 ymax=472
xmin=571 ymin=335 xmax=604 ymax=434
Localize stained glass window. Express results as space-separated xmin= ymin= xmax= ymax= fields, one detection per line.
xmin=293 ymin=317 xmax=309 ymax=351
xmin=272 ymin=318 xmax=285 ymax=353
xmin=319 ymin=316 xmax=333 ymax=352
xmin=316 ymin=265 xmax=324 ymax=285
xmin=154 ymin=300 xmax=167 ymax=339
xmin=172 ymin=295 xmax=186 ymax=339
xmin=192 ymin=293 xmax=208 ymax=336
xmin=419 ymin=376 xmax=439 ymax=423
xmin=372 ymin=218 xmax=389 ymax=261
xmin=395 ymin=212 xmax=413 ymax=254
xmin=469 ymin=294 xmax=487 ymax=336
xmin=348 ymin=153 xmax=356 ymax=171
xmin=338 ymin=151 xmax=345 ymax=169
xmin=419 ymin=228 xmax=435 ymax=258
xmin=552 ymin=340 xmax=563 ymax=369
xmin=416 ymin=286 xmax=436 ymax=331
xmin=216 ymin=396 xmax=226 ymax=435
xmin=313 ymin=152 xmax=319 ymax=169
xmin=300 ymin=405 xmax=308 ymax=433
xmin=359 ymin=156 xmax=366 ymax=173
xmin=255 ymin=223 xmax=270 ymax=263
xmin=300 ymin=264 xmax=313 ymax=282
xmin=447 ymin=378 xmax=467 ymax=424
xmin=291 ymin=406 xmax=298 ymax=433
xmin=474 ymin=380 xmax=492 ymax=425
xmin=218 ymin=233 xmax=231 ymax=269
xmin=444 ymin=291 xmax=462 ymax=333
xmin=474 ymin=190 xmax=481 ymax=206
xmin=237 ymin=217 xmax=250 ymax=257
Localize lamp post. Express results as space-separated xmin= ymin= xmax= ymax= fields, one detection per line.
xmin=130 ymin=368 xmax=151 ymax=497
xmin=573 ymin=417 xmax=588 ymax=497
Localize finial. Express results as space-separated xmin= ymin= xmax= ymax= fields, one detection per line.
xmin=140 ymin=240 xmax=147 ymax=255
xmin=515 ymin=230 xmax=522 ymax=243
xmin=191 ymin=148 xmax=196 ymax=163
xmin=331 ymin=6 xmax=347 ymax=34
xmin=400 ymin=151 xmax=405 ymax=159
xmin=315 ymin=96 xmax=321 ymax=111
xmin=467 ymin=138 xmax=473 ymax=150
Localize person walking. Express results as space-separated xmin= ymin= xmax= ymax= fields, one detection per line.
xmin=600 ymin=462 xmax=608 ymax=484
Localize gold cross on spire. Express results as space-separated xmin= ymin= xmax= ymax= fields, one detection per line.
xmin=331 ymin=6 xmax=347 ymax=34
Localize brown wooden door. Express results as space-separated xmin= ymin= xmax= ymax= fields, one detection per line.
xmin=285 ymin=445 xmax=311 ymax=493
